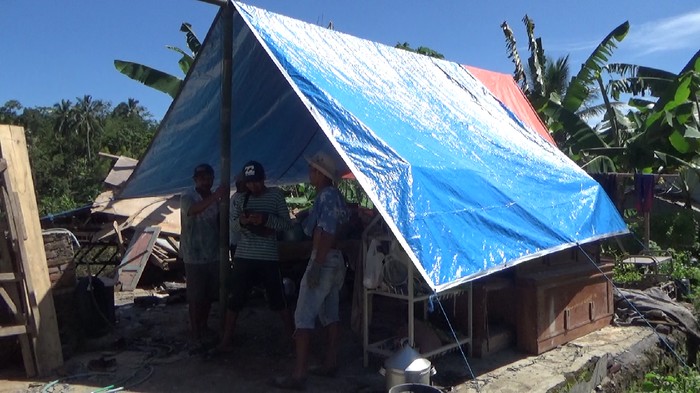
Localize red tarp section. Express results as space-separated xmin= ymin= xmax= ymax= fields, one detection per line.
xmin=341 ymin=66 xmax=554 ymax=179
xmin=464 ymin=65 xmax=555 ymax=146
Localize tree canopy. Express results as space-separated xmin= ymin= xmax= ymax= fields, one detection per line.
xmin=1 ymin=98 xmax=157 ymax=216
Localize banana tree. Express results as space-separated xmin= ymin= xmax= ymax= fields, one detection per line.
xmin=114 ymin=23 xmax=201 ymax=98
xmin=502 ymin=18 xmax=630 ymax=157
xmin=604 ymin=51 xmax=700 ymax=172
xmin=632 ymin=64 xmax=700 ymax=169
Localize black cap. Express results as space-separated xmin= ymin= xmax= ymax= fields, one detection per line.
xmin=242 ymin=161 xmax=265 ymax=182
xmin=193 ymin=163 xmax=214 ymax=177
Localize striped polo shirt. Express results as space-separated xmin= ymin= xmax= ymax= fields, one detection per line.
xmin=230 ymin=187 xmax=292 ymax=261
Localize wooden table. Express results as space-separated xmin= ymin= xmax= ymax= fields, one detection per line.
xmin=621 ymin=254 xmax=672 ymax=274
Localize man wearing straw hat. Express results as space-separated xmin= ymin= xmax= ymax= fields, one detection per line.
xmin=273 ymin=151 xmax=349 ymax=390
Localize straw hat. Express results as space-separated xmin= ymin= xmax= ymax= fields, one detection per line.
xmin=306 ymin=152 xmax=337 ymax=182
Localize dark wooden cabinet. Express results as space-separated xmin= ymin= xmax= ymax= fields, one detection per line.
xmin=514 ymin=248 xmax=613 ymax=355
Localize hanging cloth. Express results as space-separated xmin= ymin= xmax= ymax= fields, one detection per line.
xmin=591 ymin=173 xmax=617 ymax=203
xmin=634 ymin=174 xmax=655 ymax=214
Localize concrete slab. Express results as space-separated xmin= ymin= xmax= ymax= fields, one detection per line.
xmin=447 ymin=326 xmax=653 ymax=392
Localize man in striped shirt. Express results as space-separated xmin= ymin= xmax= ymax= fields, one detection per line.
xmin=213 ymin=160 xmax=294 ymax=354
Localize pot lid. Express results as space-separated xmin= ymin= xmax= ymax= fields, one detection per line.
xmin=405 ymin=358 xmax=432 ymax=372
xmin=384 ymin=344 xmax=425 ymax=370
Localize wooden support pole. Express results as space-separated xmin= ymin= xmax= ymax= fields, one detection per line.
xmin=218 ymin=2 xmax=233 ymax=322
xmin=644 ymin=211 xmax=651 ymax=251
xmin=0 ymin=125 xmax=63 ymax=375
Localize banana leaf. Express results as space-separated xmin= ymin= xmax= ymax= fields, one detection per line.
xmin=114 ymin=60 xmax=182 ymax=99
xmin=535 ymin=96 xmax=607 ymax=153
xmin=523 ymin=15 xmax=545 ymax=96
xmin=648 ymin=50 xmax=700 ymax=116
xmin=607 ymin=63 xmax=677 ymax=100
xmin=581 ymin=154 xmax=617 ymax=173
xmin=562 ymin=21 xmax=629 ymax=112
xmin=500 ymin=21 xmax=527 ymax=89
xmin=180 ymin=23 xmax=202 ymax=57
xmin=166 ymin=45 xmax=195 ymax=76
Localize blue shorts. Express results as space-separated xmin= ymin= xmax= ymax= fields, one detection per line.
xmin=294 ymin=250 xmax=346 ymax=329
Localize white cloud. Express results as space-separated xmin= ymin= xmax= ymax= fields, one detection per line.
xmin=626 ymin=9 xmax=700 ymax=55
xmin=548 ymin=39 xmax=600 ymax=54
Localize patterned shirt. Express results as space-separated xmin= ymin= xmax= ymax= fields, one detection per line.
xmin=303 ymin=186 xmax=349 ymax=237
xmin=230 ymin=187 xmax=292 ymax=261
xmin=180 ymin=188 xmax=219 ymax=264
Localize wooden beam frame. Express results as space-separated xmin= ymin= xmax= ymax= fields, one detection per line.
xmin=0 ymin=125 xmax=63 ymax=375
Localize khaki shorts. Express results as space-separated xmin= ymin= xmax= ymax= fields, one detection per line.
xmin=294 ymin=250 xmax=346 ymax=329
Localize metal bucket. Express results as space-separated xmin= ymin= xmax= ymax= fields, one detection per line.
xmin=388 ymin=383 xmax=442 ymax=393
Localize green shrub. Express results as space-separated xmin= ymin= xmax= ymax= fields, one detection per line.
xmin=659 ymin=250 xmax=700 ymax=284
xmin=649 ymin=212 xmax=699 ymax=253
xmin=613 ymin=263 xmax=643 ymax=284
xmin=635 ymin=367 xmax=700 ymax=392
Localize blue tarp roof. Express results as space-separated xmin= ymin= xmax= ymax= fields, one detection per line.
xmin=122 ymin=1 xmax=628 ymax=291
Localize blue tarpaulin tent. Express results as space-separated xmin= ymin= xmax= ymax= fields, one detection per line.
xmin=121 ymin=1 xmax=628 ymax=291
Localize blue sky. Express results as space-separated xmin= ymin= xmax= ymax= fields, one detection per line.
xmin=2 ymin=1 xmax=699 ymax=121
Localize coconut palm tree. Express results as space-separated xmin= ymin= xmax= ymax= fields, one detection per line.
xmin=112 ymin=98 xmax=146 ymax=118
xmin=73 ymin=95 xmax=106 ymax=161
xmin=542 ymin=55 xmax=571 ymax=101
xmin=51 ymin=99 xmax=76 ymax=155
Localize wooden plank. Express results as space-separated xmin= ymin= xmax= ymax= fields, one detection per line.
xmin=112 ymin=220 xmax=125 ymax=255
xmin=18 ymin=333 xmax=37 ymax=377
xmin=0 ymin=324 xmax=27 ymax=337
xmin=0 ymin=287 xmax=18 ymax=315
xmin=165 ymin=236 xmax=180 ymax=252
xmin=0 ymin=222 xmax=36 ymax=376
xmin=117 ymin=226 xmax=161 ymax=291
xmin=0 ymin=272 xmax=18 ymax=282
xmin=0 ymin=125 xmax=62 ymax=375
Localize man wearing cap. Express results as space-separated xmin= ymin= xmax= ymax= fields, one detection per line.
xmin=214 ymin=160 xmax=294 ymax=354
xmin=180 ymin=163 xmax=227 ymax=352
xmin=273 ymin=152 xmax=349 ymax=390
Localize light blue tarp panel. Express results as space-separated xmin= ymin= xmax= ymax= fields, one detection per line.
xmin=122 ymin=2 xmax=628 ymax=291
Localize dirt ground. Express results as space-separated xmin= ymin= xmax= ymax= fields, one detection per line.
xmin=2 ymin=286 xmax=390 ymax=393
xmin=0 ymin=284 xmax=661 ymax=393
